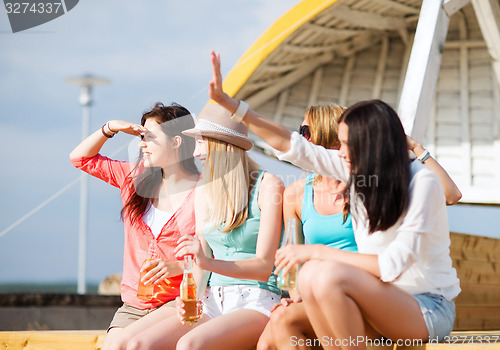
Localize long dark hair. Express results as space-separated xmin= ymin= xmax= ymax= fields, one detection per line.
xmin=340 ymin=100 xmax=410 ymax=233
xmin=121 ymin=102 xmax=198 ymax=225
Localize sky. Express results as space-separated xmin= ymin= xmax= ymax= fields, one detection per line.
xmin=0 ymin=0 xmax=305 ymax=285
xmin=0 ymin=0 xmax=499 ymax=287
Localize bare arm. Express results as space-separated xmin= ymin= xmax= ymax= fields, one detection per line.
xmin=276 ymin=243 xmax=381 ymax=279
xmin=176 ymin=174 xmax=284 ymax=282
xmin=407 ymin=136 xmax=462 ymax=205
xmin=69 ymin=120 xmax=146 ymax=160
xmin=208 ymin=51 xmax=291 ymax=153
xmin=283 ymin=180 xmax=304 ymax=230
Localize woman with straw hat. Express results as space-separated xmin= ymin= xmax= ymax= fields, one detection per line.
xmin=126 ymin=103 xmax=284 ymax=350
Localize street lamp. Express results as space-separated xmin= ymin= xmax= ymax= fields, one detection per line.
xmin=66 ymin=74 xmax=110 ymax=294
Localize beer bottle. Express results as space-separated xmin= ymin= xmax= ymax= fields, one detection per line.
xmin=277 ymin=218 xmax=302 ymax=291
xmin=180 ymin=255 xmax=199 ymax=324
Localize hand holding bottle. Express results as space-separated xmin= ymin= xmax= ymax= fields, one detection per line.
xmin=175 ymin=235 xmax=208 ymax=269
xmin=179 ymin=255 xmax=202 ymax=324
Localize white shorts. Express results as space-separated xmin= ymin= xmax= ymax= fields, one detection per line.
xmin=202 ymin=285 xmax=280 ymax=318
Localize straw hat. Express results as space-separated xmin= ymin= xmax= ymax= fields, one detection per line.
xmin=182 ymin=104 xmax=253 ymax=151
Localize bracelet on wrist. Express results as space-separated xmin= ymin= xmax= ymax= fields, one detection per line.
xmin=231 ymin=100 xmax=249 ymax=122
xmin=107 ymin=122 xmax=118 ymax=134
xmin=417 ymin=149 xmax=430 ymax=163
xmin=101 ymin=124 xmax=115 ymax=138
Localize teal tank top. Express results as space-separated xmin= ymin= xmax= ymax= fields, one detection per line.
xmin=301 ymin=174 xmax=357 ymax=252
xmin=204 ymin=170 xmax=280 ymax=295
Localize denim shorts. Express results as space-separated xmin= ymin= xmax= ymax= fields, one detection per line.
xmin=413 ymin=293 xmax=455 ymax=342
xmin=202 ymin=285 xmax=280 ymax=318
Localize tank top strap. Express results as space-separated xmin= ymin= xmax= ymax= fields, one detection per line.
xmin=249 ymin=170 xmax=265 ymax=212
xmin=301 ymin=173 xmax=316 ymax=222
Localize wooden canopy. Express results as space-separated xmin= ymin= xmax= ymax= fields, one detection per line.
xmin=219 ymin=0 xmax=500 ymax=204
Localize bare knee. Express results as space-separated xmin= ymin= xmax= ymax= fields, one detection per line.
xmin=298 ymin=260 xmax=321 ymax=299
xmin=300 ymin=261 xmax=353 ymax=300
xmin=103 ymin=328 xmax=127 ymax=350
xmin=256 ymin=334 xmax=275 ymax=350
xmin=256 ymin=321 xmax=276 ymax=350
xmin=271 ymin=305 xmax=299 ymax=330
xmin=126 ymin=337 xmax=149 ymax=350
xmin=176 ymin=333 xmax=203 ymax=350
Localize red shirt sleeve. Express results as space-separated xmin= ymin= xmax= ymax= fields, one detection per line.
xmin=70 ymin=154 xmax=132 ymax=188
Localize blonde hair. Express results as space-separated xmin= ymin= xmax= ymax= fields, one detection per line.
xmin=305 ymin=104 xmax=346 ymax=183
xmin=202 ymin=137 xmax=259 ymax=233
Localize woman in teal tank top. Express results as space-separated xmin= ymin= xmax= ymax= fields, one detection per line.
xmin=258 ymin=104 xmax=356 ymax=350
xmin=301 ymin=172 xmax=356 ymax=251
xmin=128 ymin=104 xmax=284 ymax=350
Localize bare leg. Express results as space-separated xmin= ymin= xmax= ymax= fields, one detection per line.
xmin=298 ymin=260 xmax=428 ymax=350
xmin=102 ymin=305 xmax=177 ymax=350
xmin=257 ymin=318 xmax=277 ymax=350
xmin=126 ymin=313 xmax=211 ymax=350
xmin=102 ymin=328 xmax=124 ymax=350
xmin=176 ymin=309 xmax=270 ymax=350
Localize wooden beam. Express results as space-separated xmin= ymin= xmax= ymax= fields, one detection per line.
xmin=459 ymin=13 xmax=472 ymax=187
xmin=396 ymin=33 xmax=414 ymax=104
xmin=308 ymin=67 xmax=323 ymax=106
xmin=443 ymin=0 xmax=471 ymax=16
xmin=246 ymin=52 xmax=334 ymax=109
xmin=371 ymin=0 xmax=420 ymax=14
xmin=304 ymin=22 xmax=360 ymax=38
xmin=493 ymin=70 xmax=500 ymax=200
xmin=471 ymin=0 xmax=500 ymax=92
xmin=398 ymin=0 xmax=451 ymax=141
xmin=398 ymin=28 xmax=410 ymax=46
xmin=428 ymin=95 xmax=437 ymax=157
xmin=445 ymin=40 xmax=487 ymax=49
xmin=273 ymin=90 xmax=290 ymax=123
xmin=372 ymin=37 xmax=389 ymax=99
xmin=282 ymin=42 xmax=338 ymax=55
xmin=339 ymin=55 xmax=355 ymax=107
xmin=331 ymin=5 xmax=407 ymax=31
xmin=264 ymin=62 xmax=301 ymax=74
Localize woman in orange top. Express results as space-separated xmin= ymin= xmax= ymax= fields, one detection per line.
xmin=69 ymin=103 xmax=200 ymax=350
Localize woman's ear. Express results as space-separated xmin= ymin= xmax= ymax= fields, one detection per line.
xmin=171 ymin=135 xmax=182 ymax=149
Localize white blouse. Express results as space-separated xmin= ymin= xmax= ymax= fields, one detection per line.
xmin=277 ymin=132 xmax=461 ymax=301
xmin=143 ymin=205 xmax=173 ymax=238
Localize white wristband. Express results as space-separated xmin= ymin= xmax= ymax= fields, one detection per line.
xmin=231 ymin=100 xmax=249 ymax=122
xmin=417 ymin=149 xmax=430 ymax=163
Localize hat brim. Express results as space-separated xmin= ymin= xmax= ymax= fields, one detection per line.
xmin=183 ymin=129 xmax=253 ymax=151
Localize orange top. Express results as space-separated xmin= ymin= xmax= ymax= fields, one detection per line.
xmin=71 ymin=154 xmax=196 ymax=309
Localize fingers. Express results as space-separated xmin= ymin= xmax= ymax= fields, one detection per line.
xmin=141 ymin=259 xmax=166 ymax=285
xmin=129 ymin=124 xmax=147 ymax=136
xmin=174 ymin=235 xmax=199 ymax=258
xmin=209 ymin=51 xmax=224 ymax=102
xmin=270 ymin=303 xmax=283 ymax=313
xmin=176 ymin=297 xmax=186 ymax=324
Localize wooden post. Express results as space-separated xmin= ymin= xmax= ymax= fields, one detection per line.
xmin=398 ymin=0 xmax=451 ymax=141
xmin=471 ymin=0 xmax=500 ymax=93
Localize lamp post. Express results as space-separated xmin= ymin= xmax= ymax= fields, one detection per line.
xmin=66 ymin=74 xmax=110 ymax=294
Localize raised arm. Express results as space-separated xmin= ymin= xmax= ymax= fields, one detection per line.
xmin=69 ymin=120 xmax=146 ymax=160
xmin=208 ymin=51 xmax=291 ymax=153
xmin=407 ymin=136 xmax=462 ymax=205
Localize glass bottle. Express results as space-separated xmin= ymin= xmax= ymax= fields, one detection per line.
xmin=137 ymin=259 xmax=154 ymax=300
xmin=277 ymin=218 xmax=302 ymax=291
xmin=180 ymin=255 xmax=199 ymax=324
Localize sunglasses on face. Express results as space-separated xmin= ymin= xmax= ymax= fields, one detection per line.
xmin=299 ymin=125 xmax=310 ymax=139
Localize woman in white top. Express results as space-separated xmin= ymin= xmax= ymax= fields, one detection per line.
xmin=208 ymin=51 xmax=460 ymax=349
